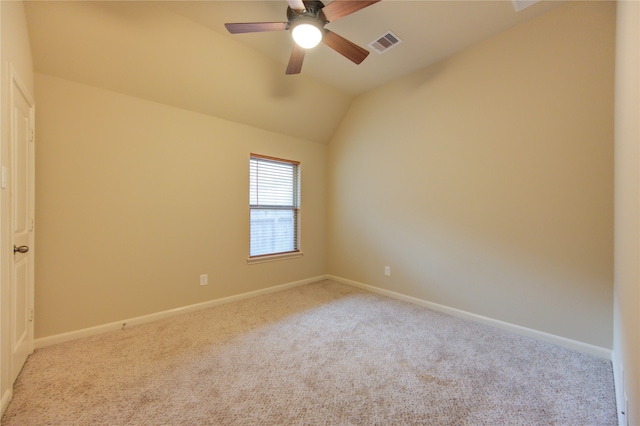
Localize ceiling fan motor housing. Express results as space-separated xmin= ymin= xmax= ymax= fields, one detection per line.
xmin=287 ymin=0 xmax=328 ymax=29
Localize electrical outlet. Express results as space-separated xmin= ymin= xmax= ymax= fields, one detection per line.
xmin=384 ymin=266 xmax=391 ymax=276
xmin=200 ymin=274 xmax=208 ymax=286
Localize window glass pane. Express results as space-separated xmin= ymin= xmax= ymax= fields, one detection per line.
xmin=250 ymin=209 xmax=296 ymax=257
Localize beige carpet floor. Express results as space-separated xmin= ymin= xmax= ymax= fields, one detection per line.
xmin=2 ymin=280 xmax=617 ymax=425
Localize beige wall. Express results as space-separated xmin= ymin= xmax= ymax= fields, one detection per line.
xmin=1 ymin=0 xmax=34 ymax=410
xmin=613 ymin=1 xmax=640 ymax=423
xmin=327 ymin=1 xmax=615 ymax=348
xmin=34 ymin=74 xmax=327 ymax=338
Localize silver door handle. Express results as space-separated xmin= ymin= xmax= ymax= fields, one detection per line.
xmin=13 ymin=245 xmax=29 ymax=254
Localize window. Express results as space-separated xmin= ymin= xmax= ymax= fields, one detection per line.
xmin=249 ymin=154 xmax=301 ymax=261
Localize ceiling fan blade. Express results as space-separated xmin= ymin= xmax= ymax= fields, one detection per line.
xmin=321 ymin=0 xmax=381 ymax=22
xmin=286 ymin=44 xmax=306 ymax=74
xmin=287 ymin=0 xmax=307 ymax=12
xmin=322 ymin=30 xmax=369 ymax=64
xmin=224 ymin=22 xmax=288 ymax=34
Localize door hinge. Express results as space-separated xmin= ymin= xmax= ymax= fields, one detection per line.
xmin=30 ymin=219 xmax=34 ymax=232
xmin=29 ymin=309 xmax=34 ymax=322
xmin=29 ymin=129 xmax=35 ymax=142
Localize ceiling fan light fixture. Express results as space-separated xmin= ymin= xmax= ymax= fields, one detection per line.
xmin=291 ymin=21 xmax=323 ymax=49
xmin=225 ymin=0 xmax=381 ymax=75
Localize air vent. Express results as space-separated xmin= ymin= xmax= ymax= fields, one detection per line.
xmin=512 ymin=0 xmax=538 ymax=12
xmin=368 ymin=31 xmax=402 ymax=54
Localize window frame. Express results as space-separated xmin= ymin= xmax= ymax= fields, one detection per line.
xmin=247 ymin=153 xmax=303 ymax=264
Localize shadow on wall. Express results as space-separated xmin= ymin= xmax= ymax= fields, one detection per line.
xmin=327 ymin=1 xmax=614 ymax=348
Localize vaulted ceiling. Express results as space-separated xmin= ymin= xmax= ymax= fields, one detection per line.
xmin=24 ymin=0 xmax=567 ymax=144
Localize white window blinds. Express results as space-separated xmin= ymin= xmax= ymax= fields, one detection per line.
xmin=249 ymin=154 xmax=300 ymax=258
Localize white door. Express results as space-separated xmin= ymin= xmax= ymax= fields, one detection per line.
xmin=9 ymin=66 xmax=35 ymax=384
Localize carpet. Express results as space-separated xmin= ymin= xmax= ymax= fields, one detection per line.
xmin=2 ymin=280 xmax=617 ymax=425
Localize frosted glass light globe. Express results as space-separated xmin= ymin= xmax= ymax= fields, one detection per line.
xmin=292 ymin=23 xmax=322 ymax=49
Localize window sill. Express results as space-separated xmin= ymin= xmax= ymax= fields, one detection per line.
xmin=247 ymin=251 xmax=304 ymax=265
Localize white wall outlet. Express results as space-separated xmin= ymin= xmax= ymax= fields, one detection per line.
xmin=200 ymin=274 xmax=208 ymax=286
xmin=384 ymin=266 xmax=391 ymax=276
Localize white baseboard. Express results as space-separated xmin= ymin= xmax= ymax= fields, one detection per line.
xmin=1 ymin=388 xmax=13 ymax=417
xmin=328 ymin=275 xmax=612 ymax=360
xmin=35 ymin=275 xmax=328 ymax=349
xmin=611 ymin=351 xmax=626 ymax=426
xmin=35 ymin=273 xmax=611 ymax=361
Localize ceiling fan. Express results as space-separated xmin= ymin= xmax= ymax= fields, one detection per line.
xmin=224 ymin=0 xmax=381 ymax=75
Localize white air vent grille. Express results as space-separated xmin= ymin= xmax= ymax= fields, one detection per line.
xmin=368 ymin=31 xmax=402 ymax=54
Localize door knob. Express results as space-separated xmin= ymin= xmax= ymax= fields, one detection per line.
xmin=13 ymin=245 xmax=29 ymax=254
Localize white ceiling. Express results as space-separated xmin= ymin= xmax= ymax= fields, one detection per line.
xmin=24 ymin=0 xmax=569 ymax=143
